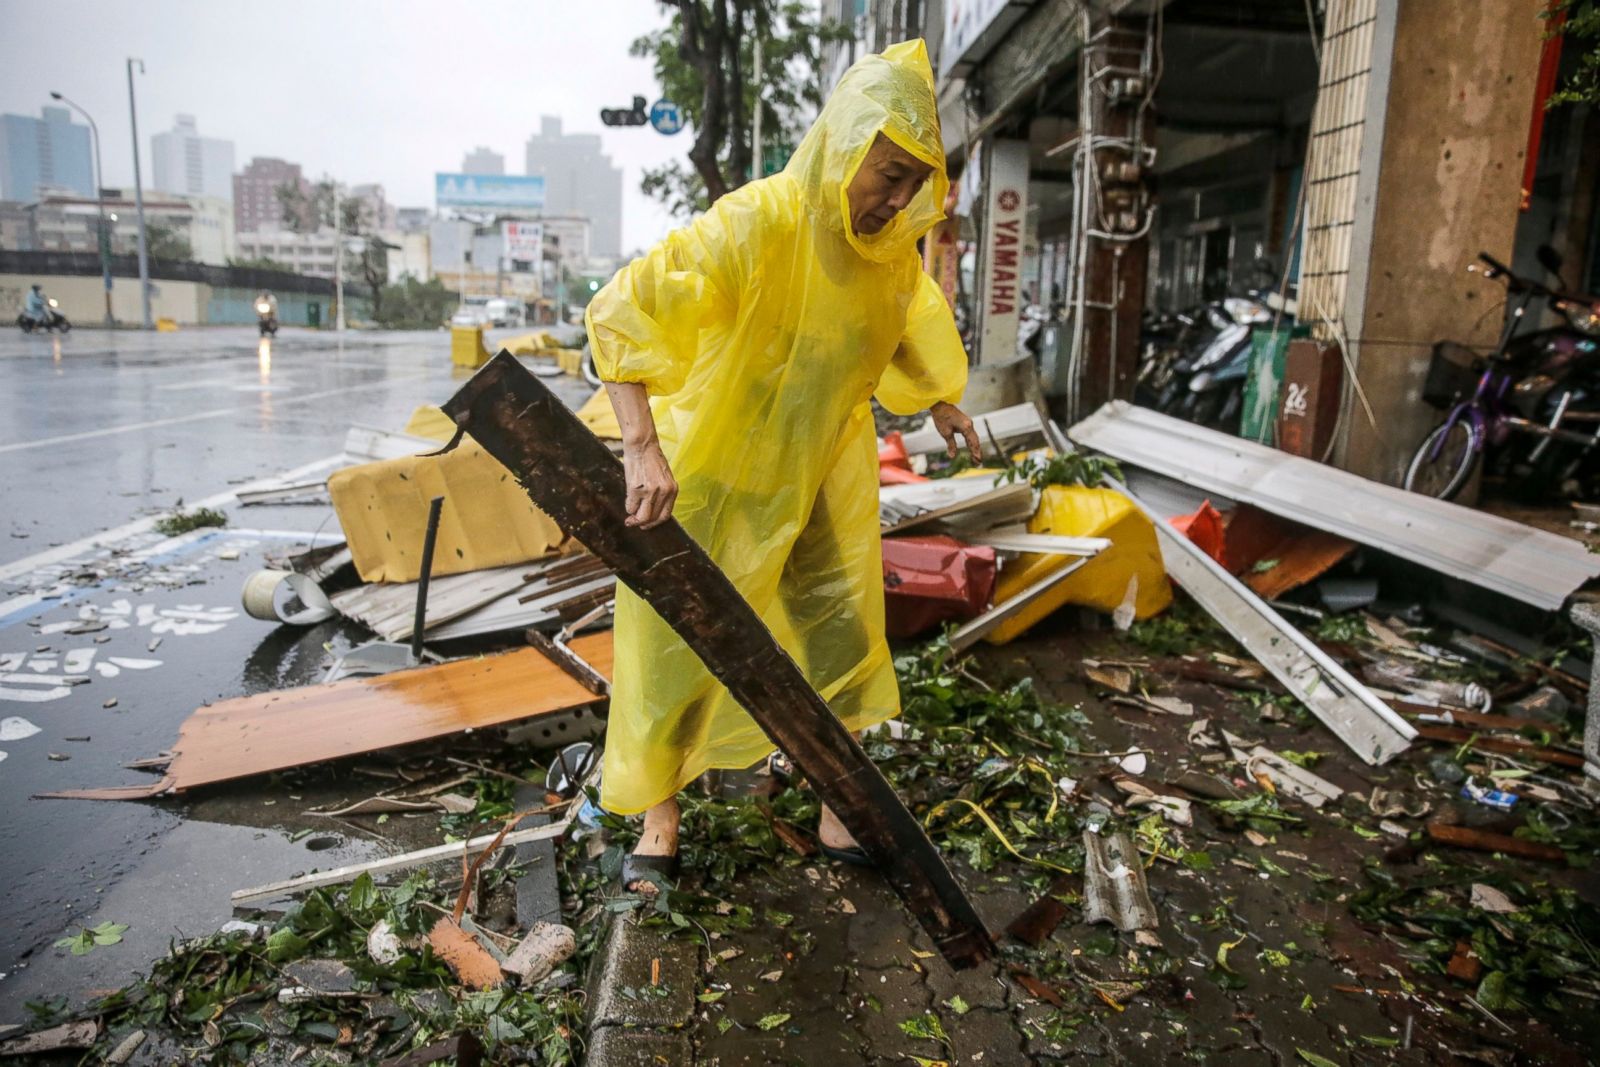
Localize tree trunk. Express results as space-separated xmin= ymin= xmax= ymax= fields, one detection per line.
xmin=727 ymin=0 xmax=750 ymax=189
xmin=678 ymin=0 xmax=730 ymax=202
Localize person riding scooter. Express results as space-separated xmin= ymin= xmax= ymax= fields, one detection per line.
xmin=255 ymin=291 xmax=279 ymax=337
xmin=17 ymin=284 xmax=70 ymax=334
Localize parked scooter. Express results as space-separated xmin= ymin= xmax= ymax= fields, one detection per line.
xmin=1141 ymin=295 xmax=1277 ymax=429
xmin=16 ymin=285 xmax=70 ymax=334
xmin=1403 ymin=246 xmax=1600 ymax=500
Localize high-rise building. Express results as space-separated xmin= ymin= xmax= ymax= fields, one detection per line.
xmin=234 ymin=157 xmax=310 ymax=233
xmin=0 ymin=107 xmax=94 ymax=201
xmin=151 ymin=115 xmax=235 ymax=201
xmin=462 ymin=146 xmax=504 ymax=175
xmin=524 ymin=116 xmax=622 ymax=257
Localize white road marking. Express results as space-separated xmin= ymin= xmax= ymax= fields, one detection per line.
xmin=0 ymin=371 xmax=432 ymax=455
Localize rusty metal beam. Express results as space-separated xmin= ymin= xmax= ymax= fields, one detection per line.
xmin=442 ymin=352 xmax=995 ymax=969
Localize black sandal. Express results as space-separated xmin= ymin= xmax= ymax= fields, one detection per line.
xmin=818 ymin=842 xmax=872 ymax=867
xmin=621 ymin=851 xmax=678 ymax=893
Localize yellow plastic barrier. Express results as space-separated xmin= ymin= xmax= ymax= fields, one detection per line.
xmin=501 ymin=331 xmax=563 ymax=356
xmin=984 ymin=484 xmax=1172 ymax=644
xmin=556 ymin=347 xmax=584 ymax=376
xmin=329 ymin=438 xmax=565 ymax=583
xmin=403 ymin=404 xmax=457 ymax=443
xmin=575 ymin=388 xmax=622 ymax=440
xmin=451 ymin=325 xmax=491 ymax=368
xmin=155 ymin=317 xmax=179 ymax=332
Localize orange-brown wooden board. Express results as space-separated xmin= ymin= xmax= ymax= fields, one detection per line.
xmin=38 ymin=633 xmax=613 ymax=801
xmin=1222 ymin=505 xmax=1356 ymax=600
xmin=1243 ymin=530 xmax=1357 ymax=600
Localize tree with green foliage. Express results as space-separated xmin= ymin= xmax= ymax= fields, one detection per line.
xmin=1545 ymin=0 xmax=1600 ymax=107
xmin=143 ymin=218 xmax=192 ymax=262
xmin=373 ymin=276 xmax=459 ymax=330
xmin=226 ymin=254 xmax=292 ymax=272
xmin=276 ymin=179 xmax=391 ymax=320
xmin=631 ymin=0 xmax=847 ymax=218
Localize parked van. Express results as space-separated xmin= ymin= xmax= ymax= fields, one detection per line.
xmin=485 ymin=297 xmax=525 ymax=328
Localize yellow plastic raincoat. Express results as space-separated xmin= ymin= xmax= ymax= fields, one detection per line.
xmin=585 ymin=39 xmax=966 ymax=814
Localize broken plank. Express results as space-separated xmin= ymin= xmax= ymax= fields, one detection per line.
xmin=1424 ymin=822 xmax=1567 ymax=863
xmin=38 ymin=636 xmax=612 ymax=801
xmin=442 ymin=351 xmax=994 ymax=969
xmin=1005 ymin=875 xmax=1074 ymax=946
xmin=1412 ymin=724 xmax=1585 ymax=769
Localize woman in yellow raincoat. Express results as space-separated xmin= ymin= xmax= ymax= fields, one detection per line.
xmin=586 ymin=39 xmax=979 ymax=891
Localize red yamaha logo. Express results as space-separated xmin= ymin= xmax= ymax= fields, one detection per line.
xmin=998 ymin=189 xmax=1020 ymax=212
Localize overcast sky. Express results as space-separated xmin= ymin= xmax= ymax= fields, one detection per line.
xmin=0 ymin=0 xmax=689 ymax=252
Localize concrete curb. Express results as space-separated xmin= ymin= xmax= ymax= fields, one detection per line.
xmin=585 ymin=912 xmax=702 ymax=1066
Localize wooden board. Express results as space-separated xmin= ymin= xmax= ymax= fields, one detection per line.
xmin=39 ymin=634 xmax=612 ymax=800
xmin=442 ymin=351 xmax=995 ymax=969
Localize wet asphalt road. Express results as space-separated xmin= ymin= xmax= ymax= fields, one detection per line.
xmin=0 ymin=324 xmax=590 ymax=1015
xmin=0 ymin=326 xmax=508 ymax=567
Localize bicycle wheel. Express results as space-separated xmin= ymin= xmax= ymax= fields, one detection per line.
xmin=1403 ymin=419 xmax=1480 ymax=500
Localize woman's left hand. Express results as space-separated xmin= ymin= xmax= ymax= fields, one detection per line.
xmin=930 ymin=401 xmax=982 ymax=462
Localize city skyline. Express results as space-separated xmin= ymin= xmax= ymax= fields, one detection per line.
xmin=0 ymin=0 xmax=686 ymax=253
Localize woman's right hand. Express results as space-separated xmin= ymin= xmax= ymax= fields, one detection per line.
xmin=622 ymin=438 xmax=678 ymax=529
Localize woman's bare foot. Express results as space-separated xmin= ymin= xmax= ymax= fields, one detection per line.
xmin=817 ymin=803 xmax=860 ymax=852
xmin=627 ymin=797 xmax=680 ymax=895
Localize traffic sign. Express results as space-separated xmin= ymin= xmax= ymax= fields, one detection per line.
xmin=650 ymin=99 xmax=684 ymax=136
xmin=600 ymin=96 xmax=649 ymax=127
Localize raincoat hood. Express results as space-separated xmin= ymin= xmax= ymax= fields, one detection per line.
xmin=784 ymin=38 xmax=948 ymax=263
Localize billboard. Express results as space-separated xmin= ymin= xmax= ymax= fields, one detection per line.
xmin=503 ymin=221 xmax=544 ymax=262
xmin=941 ymin=0 xmax=1017 ymax=78
xmin=435 ymin=173 xmax=546 ymax=211
xmin=977 ymin=140 xmax=1029 ymax=365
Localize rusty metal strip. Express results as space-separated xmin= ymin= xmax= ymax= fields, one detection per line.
xmin=441 ymin=352 xmax=995 ymax=969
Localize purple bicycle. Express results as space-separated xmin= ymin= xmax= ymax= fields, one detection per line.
xmin=1403 ymin=247 xmax=1600 ymax=501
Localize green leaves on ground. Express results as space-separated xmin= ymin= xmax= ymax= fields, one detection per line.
xmin=1296 ymin=1050 xmax=1342 ymax=1067
xmin=899 ymin=1011 xmax=950 ymax=1046
xmin=995 ymin=451 xmax=1123 ymax=491
xmin=77 ymin=871 xmax=585 ymax=1064
xmin=1350 ymin=865 xmax=1599 ymax=1013
xmin=153 ymin=508 xmax=227 ymax=536
xmin=756 ymin=1012 xmax=792 ymax=1031
xmin=54 ymin=921 xmax=128 ymax=956
xmin=1210 ymin=793 xmax=1302 ymax=833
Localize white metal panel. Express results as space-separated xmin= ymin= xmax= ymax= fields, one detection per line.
xmin=1071 ymin=402 xmax=1600 ymax=611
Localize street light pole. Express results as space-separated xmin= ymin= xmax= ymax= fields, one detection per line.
xmin=50 ymin=92 xmax=114 ymax=327
xmin=127 ymin=58 xmax=152 ymax=330
xmin=333 ymin=180 xmax=346 ymax=332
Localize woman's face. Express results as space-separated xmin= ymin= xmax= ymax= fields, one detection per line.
xmin=846 ymin=134 xmax=934 ymax=237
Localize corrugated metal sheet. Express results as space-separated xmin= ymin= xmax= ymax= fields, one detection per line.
xmin=1073 ymin=403 xmax=1600 ymax=611
xmin=329 ymin=562 xmax=534 ymax=642
xmin=1081 ymin=831 xmax=1158 ymax=932
xmin=1114 ymin=474 xmax=1414 ymax=764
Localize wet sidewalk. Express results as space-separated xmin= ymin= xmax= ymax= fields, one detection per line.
xmin=587 ymin=623 xmax=1599 ymax=1066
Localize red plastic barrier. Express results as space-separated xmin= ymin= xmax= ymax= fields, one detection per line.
xmin=882 ymin=535 xmax=997 ymax=638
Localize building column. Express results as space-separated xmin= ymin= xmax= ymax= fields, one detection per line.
xmin=1076 ymin=12 xmax=1152 ymax=417
xmin=1333 ymin=0 xmax=1546 ymax=483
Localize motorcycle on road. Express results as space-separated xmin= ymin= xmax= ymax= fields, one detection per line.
xmin=17 ymin=297 xmax=71 ymax=334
